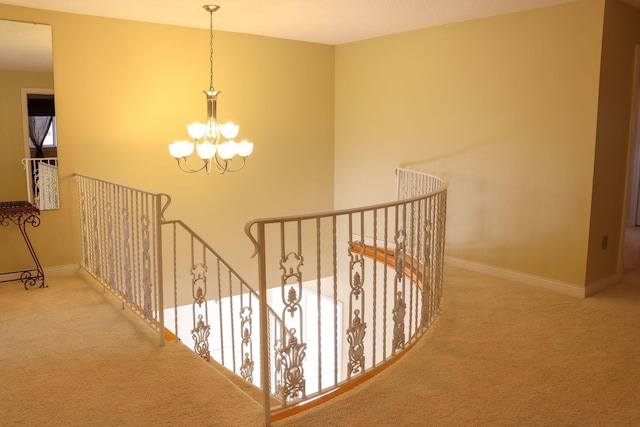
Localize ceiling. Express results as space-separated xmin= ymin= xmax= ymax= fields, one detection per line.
xmin=2 ymin=0 xmax=640 ymax=71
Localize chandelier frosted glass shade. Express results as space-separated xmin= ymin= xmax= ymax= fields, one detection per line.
xmin=168 ymin=118 xmax=254 ymax=172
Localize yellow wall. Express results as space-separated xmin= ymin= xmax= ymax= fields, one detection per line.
xmin=334 ymin=0 xmax=605 ymax=285
xmin=0 ymin=70 xmax=53 ymax=201
xmin=4 ymin=0 xmax=638 ymax=290
xmin=0 ymin=5 xmax=335 ymax=283
xmin=586 ymin=0 xmax=640 ymax=283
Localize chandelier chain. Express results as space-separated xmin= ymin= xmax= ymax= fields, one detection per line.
xmin=209 ymin=8 xmax=214 ymax=91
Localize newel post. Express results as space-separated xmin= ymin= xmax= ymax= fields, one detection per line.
xmin=154 ymin=194 xmax=165 ymax=346
xmin=256 ymin=221 xmax=271 ymax=426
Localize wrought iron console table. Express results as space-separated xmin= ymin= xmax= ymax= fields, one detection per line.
xmin=0 ymin=201 xmax=46 ymax=289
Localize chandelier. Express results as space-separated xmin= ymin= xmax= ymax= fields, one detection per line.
xmin=168 ymin=5 xmax=253 ymax=174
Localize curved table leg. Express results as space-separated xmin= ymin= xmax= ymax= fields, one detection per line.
xmin=17 ymin=217 xmax=46 ymax=289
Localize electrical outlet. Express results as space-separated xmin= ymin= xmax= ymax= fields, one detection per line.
xmin=602 ymin=235 xmax=608 ymax=250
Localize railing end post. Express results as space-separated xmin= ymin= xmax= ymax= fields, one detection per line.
xmin=255 ymin=221 xmax=272 ymax=426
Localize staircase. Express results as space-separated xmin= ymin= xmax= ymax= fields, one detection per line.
xmin=74 ymin=168 xmax=448 ymax=425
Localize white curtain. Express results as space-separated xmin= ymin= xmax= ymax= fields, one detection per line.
xmin=28 ymin=115 xmax=53 ymax=158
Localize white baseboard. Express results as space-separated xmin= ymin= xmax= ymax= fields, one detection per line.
xmin=1 ymin=264 xmax=81 ymax=284
xmin=444 ymin=256 xmax=588 ymax=298
xmin=44 ymin=264 xmax=81 ymax=276
xmin=584 ymin=273 xmax=621 ymax=297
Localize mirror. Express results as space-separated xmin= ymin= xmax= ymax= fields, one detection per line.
xmin=0 ymin=19 xmax=59 ymax=210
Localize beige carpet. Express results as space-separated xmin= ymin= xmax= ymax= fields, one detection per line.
xmin=0 ymin=275 xmax=263 ymax=426
xmin=279 ymin=228 xmax=640 ymax=426
xmin=2 ymin=229 xmax=640 ymax=426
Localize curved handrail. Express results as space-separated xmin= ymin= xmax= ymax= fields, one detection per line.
xmin=244 ymin=170 xmax=449 ymax=257
xmin=246 ymin=168 xmax=448 ymax=424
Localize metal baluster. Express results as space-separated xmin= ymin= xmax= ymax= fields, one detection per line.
xmin=228 ymin=269 xmax=236 ymax=373
xmin=239 ymin=284 xmax=254 ymax=382
xmin=408 ymin=200 xmax=414 ymax=343
xmin=154 ymin=193 xmax=165 ymax=344
xmin=134 ymin=191 xmax=141 ymax=309
xmin=316 ymin=217 xmax=322 ymax=391
xmin=172 ymin=222 xmax=179 ymax=340
xmin=332 ymin=215 xmax=338 ymax=385
xmin=217 ymin=258 xmax=225 ymax=366
xmin=372 ymin=209 xmax=378 ymax=367
xmin=191 ymin=234 xmax=210 ymax=361
xmin=347 ymin=212 xmax=366 ymax=379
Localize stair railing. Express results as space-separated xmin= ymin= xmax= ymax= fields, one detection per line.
xmin=74 ymin=174 xmax=170 ymax=344
xmin=161 ymin=218 xmax=290 ymax=395
xmin=75 ymin=168 xmax=448 ymax=426
xmin=246 ymin=167 xmax=448 ymax=424
xmin=75 ymin=174 xmax=290 ymax=403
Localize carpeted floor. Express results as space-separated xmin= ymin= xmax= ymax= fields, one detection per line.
xmin=2 ymin=228 xmax=640 ymax=426
xmin=0 ymin=275 xmax=263 ymax=426
xmin=279 ymin=227 xmax=640 ymax=426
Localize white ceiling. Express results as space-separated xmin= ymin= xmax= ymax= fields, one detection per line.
xmin=2 ymin=0 xmax=640 ymax=71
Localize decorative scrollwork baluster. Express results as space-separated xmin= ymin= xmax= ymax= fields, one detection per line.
xmin=90 ymin=190 xmax=99 ymax=276
xmin=420 ymin=220 xmax=433 ymax=330
xmin=278 ymin=248 xmax=306 ymax=399
xmin=240 ymin=352 xmax=254 ymax=383
xmin=346 ymin=237 xmax=367 ymax=379
xmin=106 ymin=199 xmax=115 ymax=287
xmin=239 ymin=306 xmax=254 ymax=383
xmin=280 ymin=252 xmax=303 ymax=284
xmin=122 ymin=205 xmax=132 ymax=299
xmin=141 ymin=214 xmax=151 ymax=318
xmin=192 ymin=263 xmax=207 ymax=304
xmin=347 ymin=309 xmax=366 ymax=379
xmin=421 ymin=283 xmax=431 ymax=330
xmin=280 ymin=252 xmax=304 ymax=317
xmin=348 ymin=240 xmax=365 ymax=295
xmin=392 ymin=291 xmax=406 ymax=353
xmin=240 ymin=306 xmax=252 ymax=344
xmin=143 ymin=283 xmax=152 ymax=319
xmin=275 ymin=328 xmax=307 ymax=403
xmin=191 ymin=262 xmax=210 ymax=361
xmin=192 ymin=314 xmax=211 ymax=360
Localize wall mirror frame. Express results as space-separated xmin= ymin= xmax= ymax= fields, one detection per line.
xmin=0 ymin=19 xmax=59 ymax=210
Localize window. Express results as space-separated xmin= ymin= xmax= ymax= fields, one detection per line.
xmin=29 ymin=116 xmax=57 ymax=148
xmin=27 ymin=94 xmax=56 ymax=151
